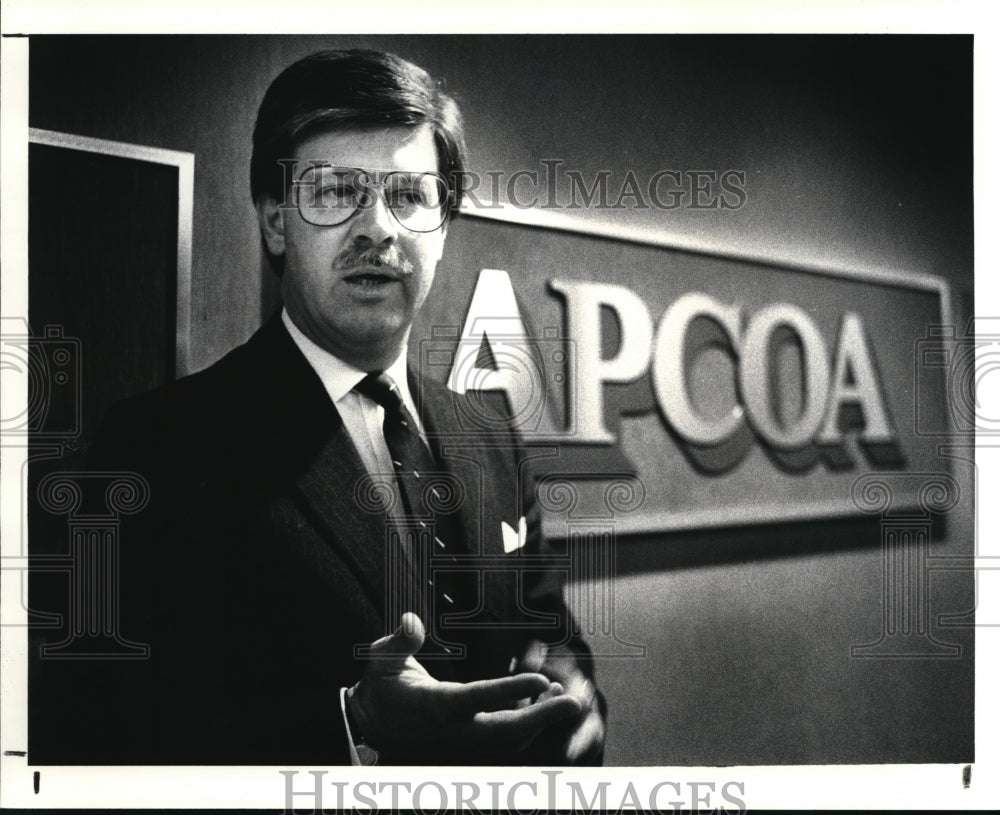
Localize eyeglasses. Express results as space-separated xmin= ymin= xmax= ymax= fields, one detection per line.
xmin=292 ymin=165 xmax=451 ymax=233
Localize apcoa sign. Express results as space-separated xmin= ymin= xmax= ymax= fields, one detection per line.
xmin=416 ymin=213 xmax=949 ymax=533
xmin=446 ymin=271 xmax=896 ymax=459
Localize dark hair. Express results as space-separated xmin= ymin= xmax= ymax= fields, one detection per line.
xmin=251 ymin=49 xmax=466 ymax=216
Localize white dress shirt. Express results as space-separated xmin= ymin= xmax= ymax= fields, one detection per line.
xmin=281 ymin=308 xmax=428 ymax=483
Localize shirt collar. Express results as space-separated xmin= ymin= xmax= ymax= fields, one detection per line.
xmin=281 ymin=308 xmax=413 ymax=408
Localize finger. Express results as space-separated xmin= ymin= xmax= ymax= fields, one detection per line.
xmin=514 ymin=679 xmax=564 ymax=710
xmin=365 ymin=613 xmax=425 ymax=669
xmin=565 ymin=710 xmax=605 ymax=763
xmin=534 ymin=681 xmax=565 ymax=703
xmin=564 ymin=676 xmax=597 ymax=711
xmin=516 ymin=639 xmax=548 ymax=673
xmin=441 ymin=672 xmax=552 ymax=714
xmin=468 ymin=693 xmax=582 ymax=750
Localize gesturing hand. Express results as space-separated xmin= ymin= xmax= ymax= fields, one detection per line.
xmin=346 ymin=613 xmax=582 ymax=763
xmin=515 ymin=640 xmax=606 ymax=765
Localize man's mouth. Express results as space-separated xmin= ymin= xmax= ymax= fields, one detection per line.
xmin=343 ymin=267 xmax=401 ymax=287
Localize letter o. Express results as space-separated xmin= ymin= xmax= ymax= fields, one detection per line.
xmin=413 ymin=781 xmax=447 ymax=814
xmin=739 ymin=303 xmax=830 ymax=450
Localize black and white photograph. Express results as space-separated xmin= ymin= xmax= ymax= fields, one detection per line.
xmin=1 ymin=1 xmax=996 ymax=811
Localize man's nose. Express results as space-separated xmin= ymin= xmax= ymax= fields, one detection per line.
xmin=348 ymin=188 xmax=399 ymax=245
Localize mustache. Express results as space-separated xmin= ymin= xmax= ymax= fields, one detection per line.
xmin=334 ymin=246 xmax=414 ymax=276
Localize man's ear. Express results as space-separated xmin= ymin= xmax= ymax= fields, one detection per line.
xmin=256 ymin=195 xmax=286 ymax=257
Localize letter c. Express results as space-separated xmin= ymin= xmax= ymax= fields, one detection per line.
xmin=652 ymin=292 xmax=744 ymax=445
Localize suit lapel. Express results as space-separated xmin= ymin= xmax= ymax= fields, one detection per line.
xmin=240 ymin=316 xmax=390 ymax=619
xmin=290 ymin=427 xmax=390 ymax=617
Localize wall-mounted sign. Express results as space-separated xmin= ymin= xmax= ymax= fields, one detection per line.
xmin=413 ymin=210 xmax=953 ymax=534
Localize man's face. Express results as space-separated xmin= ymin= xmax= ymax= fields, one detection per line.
xmin=260 ymin=124 xmax=447 ymax=370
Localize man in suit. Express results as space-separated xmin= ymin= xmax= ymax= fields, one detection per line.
xmin=69 ymin=49 xmax=604 ymax=766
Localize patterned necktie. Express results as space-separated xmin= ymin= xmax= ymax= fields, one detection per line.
xmin=353 ymin=372 xmax=441 ymax=519
xmin=353 ymin=372 xmax=471 ymax=660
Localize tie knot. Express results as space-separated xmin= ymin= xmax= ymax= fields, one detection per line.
xmin=354 ymin=371 xmax=404 ymax=414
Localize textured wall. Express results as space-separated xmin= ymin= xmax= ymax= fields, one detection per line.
xmin=28 ymin=34 xmax=974 ymax=765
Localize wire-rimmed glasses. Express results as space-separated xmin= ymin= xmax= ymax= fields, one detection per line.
xmin=293 ymin=164 xmax=451 ymax=233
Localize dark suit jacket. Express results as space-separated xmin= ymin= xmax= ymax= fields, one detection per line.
xmin=46 ymin=315 xmax=597 ymax=765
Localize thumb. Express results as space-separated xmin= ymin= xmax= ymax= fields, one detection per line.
xmin=366 ymin=612 xmax=426 ymax=667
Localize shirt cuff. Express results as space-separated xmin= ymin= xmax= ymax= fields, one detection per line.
xmin=339 ymin=686 xmax=362 ymax=766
